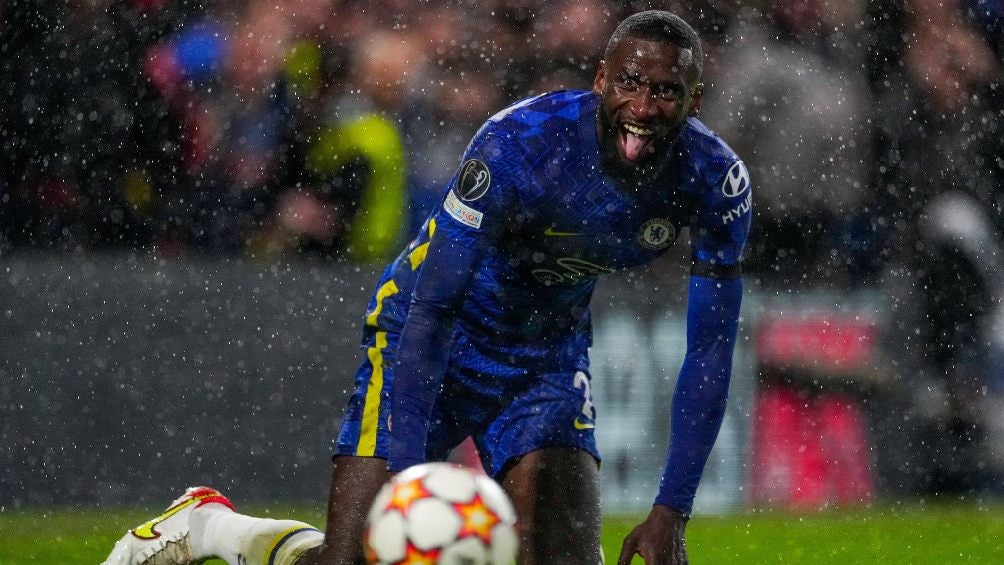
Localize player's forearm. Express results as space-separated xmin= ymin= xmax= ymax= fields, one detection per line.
xmin=655 ymin=348 xmax=732 ymax=513
xmin=655 ymin=275 xmax=742 ymax=514
xmin=387 ymin=237 xmax=481 ymax=471
xmin=388 ymin=297 xmax=456 ymax=471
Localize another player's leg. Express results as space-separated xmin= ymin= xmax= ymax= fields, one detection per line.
xmin=188 ymin=503 xmax=323 ymax=565
xmin=101 ymin=486 xmax=323 ymax=565
xmin=500 ymin=447 xmax=603 ymax=565
xmin=315 ymin=455 xmax=391 ymax=565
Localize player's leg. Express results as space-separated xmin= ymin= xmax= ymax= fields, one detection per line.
xmin=315 ymin=455 xmax=391 ymax=565
xmin=318 ymin=326 xmax=400 ymax=564
xmin=101 ymin=486 xmax=324 ymax=565
xmin=478 ymin=369 xmax=604 ymax=565
xmin=102 ymin=420 xmax=389 ymax=565
xmin=189 ymin=502 xmax=323 ymax=565
xmin=500 ymin=447 xmax=603 ymax=565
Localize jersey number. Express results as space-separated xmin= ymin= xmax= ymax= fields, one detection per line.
xmin=573 ymin=371 xmax=596 ymax=430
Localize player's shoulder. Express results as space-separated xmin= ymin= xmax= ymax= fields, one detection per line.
xmin=679 ymin=118 xmax=743 ymax=173
xmin=485 ymin=89 xmax=597 ymax=134
xmin=678 ymin=118 xmax=749 ymax=196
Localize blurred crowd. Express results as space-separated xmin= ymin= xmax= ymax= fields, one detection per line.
xmin=0 ymin=0 xmax=620 ymax=263
xmin=1 ymin=0 xmax=1000 ymax=272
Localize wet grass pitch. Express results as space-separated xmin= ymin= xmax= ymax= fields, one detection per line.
xmin=2 ymin=502 xmax=1002 ymax=564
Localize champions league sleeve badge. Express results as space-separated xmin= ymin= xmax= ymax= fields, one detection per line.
xmin=455 ymin=159 xmax=491 ymax=201
xmin=444 ymin=159 xmax=491 ymax=229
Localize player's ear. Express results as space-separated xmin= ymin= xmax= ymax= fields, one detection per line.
xmin=687 ymin=82 xmax=704 ymax=117
xmin=593 ymin=61 xmax=607 ymax=94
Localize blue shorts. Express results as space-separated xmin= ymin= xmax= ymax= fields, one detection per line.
xmin=335 ymin=327 xmax=601 ymax=478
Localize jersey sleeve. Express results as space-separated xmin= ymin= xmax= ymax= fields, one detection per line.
xmin=388 ymin=231 xmax=481 ymax=471
xmin=430 ymin=124 xmax=524 ymax=251
xmin=655 ymin=160 xmax=751 ymax=514
xmin=387 ymin=124 xmax=524 ymax=471
xmin=690 ymin=159 xmax=752 ymax=275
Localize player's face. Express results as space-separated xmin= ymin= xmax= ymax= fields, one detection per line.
xmin=593 ymin=37 xmax=703 ymax=171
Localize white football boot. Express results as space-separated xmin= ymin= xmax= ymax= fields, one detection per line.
xmin=101 ymin=486 xmax=234 ymax=565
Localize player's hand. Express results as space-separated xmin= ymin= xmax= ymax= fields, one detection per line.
xmin=617 ymin=504 xmax=689 ymax=565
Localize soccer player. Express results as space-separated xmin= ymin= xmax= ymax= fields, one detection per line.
xmin=103 ymin=10 xmax=751 ymax=565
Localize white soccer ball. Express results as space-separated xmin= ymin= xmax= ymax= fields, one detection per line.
xmin=364 ymin=462 xmax=518 ymax=565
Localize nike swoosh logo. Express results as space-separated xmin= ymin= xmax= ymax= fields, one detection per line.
xmin=132 ymin=489 xmax=229 ymax=540
xmin=573 ymin=417 xmax=595 ymax=430
xmin=544 ymin=227 xmax=583 ymax=237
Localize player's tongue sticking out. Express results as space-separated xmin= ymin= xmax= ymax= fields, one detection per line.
xmin=621 ymin=123 xmax=654 ymax=162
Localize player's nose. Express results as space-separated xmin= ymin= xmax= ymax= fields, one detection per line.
xmin=628 ymin=90 xmax=659 ymax=118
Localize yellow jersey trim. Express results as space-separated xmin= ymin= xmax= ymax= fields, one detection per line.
xmin=358 ymin=330 xmax=389 ymax=456
xmin=407 ymin=218 xmax=437 ymax=271
xmin=365 ymin=280 xmax=400 ymax=328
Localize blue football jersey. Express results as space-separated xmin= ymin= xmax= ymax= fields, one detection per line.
xmin=365 ymin=89 xmax=750 ymax=372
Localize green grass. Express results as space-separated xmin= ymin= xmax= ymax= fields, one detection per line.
xmin=608 ymin=504 xmax=1004 ymax=564
xmin=2 ymin=503 xmax=1003 ymax=564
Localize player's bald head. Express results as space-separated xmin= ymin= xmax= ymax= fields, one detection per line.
xmin=604 ymin=10 xmax=703 ymax=83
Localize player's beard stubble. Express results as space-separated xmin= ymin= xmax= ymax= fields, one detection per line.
xmin=595 ymin=107 xmax=679 ymax=183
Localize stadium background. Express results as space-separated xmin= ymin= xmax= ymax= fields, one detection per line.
xmin=3 ymin=0 xmax=1004 ymax=523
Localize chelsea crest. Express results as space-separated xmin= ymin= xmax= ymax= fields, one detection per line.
xmin=638 ymin=218 xmax=676 ymax=250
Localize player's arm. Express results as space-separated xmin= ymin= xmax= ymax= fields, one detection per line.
xmin=387 ymin=231 xmax=481 ymax=471
xmin=387 ymin=130 xmax=519 ymax=472
xmin=656 ymin=261 xmax=743 ymax=513
xmin=620 ymin=160 xmax=751 ymax=565
xmin=618 ymin=266 xmax=742 ymax=565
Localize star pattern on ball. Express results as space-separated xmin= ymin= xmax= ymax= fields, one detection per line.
xmin=453 ymin=493 xmax=502 ymax=544
xmin=402 ymin=543 xmax=441 ymax=565
xmin=387 ymin=478 xmax=433 ymax=515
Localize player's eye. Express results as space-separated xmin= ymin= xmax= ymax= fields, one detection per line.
xmin=657 ymin=90 xmax=679 ymax=101
xmin=616 ymin=74 xmax=639 ymax=89
xmin=654 ymin=86 xmax=681 ymax=101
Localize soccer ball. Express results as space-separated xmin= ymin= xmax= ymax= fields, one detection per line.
xmin=364 ymin=462 xmax=518 ymax=565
